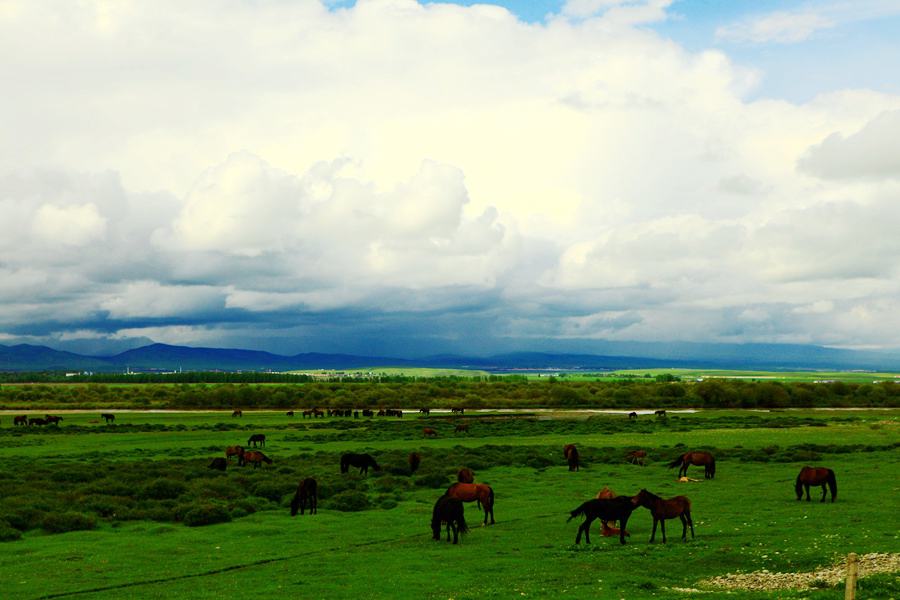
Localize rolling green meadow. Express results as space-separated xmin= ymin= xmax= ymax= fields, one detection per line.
xmin=1 ymin=404 xmax=898 ymax=599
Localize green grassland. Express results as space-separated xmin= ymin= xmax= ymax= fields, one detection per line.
xmin=580 ymin=369 xmax=900 ymax=384
xmin=287 ymin=367 xmax=492 ymax=377
xmin=1 ymin=409 xmax=898 ymax=599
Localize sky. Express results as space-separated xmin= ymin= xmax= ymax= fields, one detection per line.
xmin=1 ymin=0 xmax=899 ymax=357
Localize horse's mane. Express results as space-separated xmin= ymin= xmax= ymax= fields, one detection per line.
xmin=638 ymin=489 xmax=661 ymax=501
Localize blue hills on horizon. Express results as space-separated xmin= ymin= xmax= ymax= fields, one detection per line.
xmin=1 ymin=341 xmax=899 ymax=373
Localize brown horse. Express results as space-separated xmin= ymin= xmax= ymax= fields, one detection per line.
xmin=225 ymin=445 xmax=245 ymax=465
xmin=564 ymin=444 xmax=580 ymax=471
xmin=232 ymin=409 xmax=242 ymax=417
xmin=795 ymin=466 xmax=837 ymax=502
xmin=432 ymin=494 xmax=468 ymax=544
xmin=290 ymin=478 xmax=318 ymax=515
xmin=454 ymin=423 xmax=469 ymax=433
xmin=445 ymin=482 xmax=495 ymax=525
xmin=13 ymin=415 xmax=28 ymax=426
xmin=668 ymin=451 xmax=715 ymax=479
xmin=631 ymin=488 xmax=694 ymax=543
xmin=243 ymin=450 xmax=272 ymax=468
xmin=457 ymin=467 xmax=475 ymax=483
xmin=247 ymin=434 xmax=266 ymax=447
xmin=423 ymin=427 xmax=438 ymax=438
xmin=408 ymin=452 xmax=421 ymax=474
xmin=626 ymin=450 xmax=647 ymax=466
xmin=595 ymin=487 xmax=630 ymax=537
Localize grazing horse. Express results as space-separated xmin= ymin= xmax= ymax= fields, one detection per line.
xmin=628 ymin=412 xmax=638 ymax=419
xmin=13 ymin=415 xmax=28 ymax=426
xmin=29 ymin=417 xmax=47 ymax=426
xmin=655 ymin=410 xmax=667 ymax=417
xmin=457 ymin=467 xmax=475 ymax=483
xmin=432 ymin=494 xmax=468 ymax=544
xmin=595 ymin=487 xmax=630 ymax=537
xmin=626 ymin=450 xmax=647 ymax=466
xmin=445 ymin=482 xmax=495 ymax=526
xmin=632 ymin=488 xmax=694 ymax=543
xmin=408 ymin=452 xmax=421 ymax=474
xmin=286 ymin=411 xmax=294 ymax=417
xmin=100 ymin=413 xmax=115 ymax=424
xmin=243 ymin=450 xmax=272 ymax=468
xmin=225 ymin=445 xmax=245 ymax=465
xmin=208 ymin=457 xmax=227 ymax=471
xmin=290 ymin=478 xmax=318 ymax=516
xmin=454 ymin=423 xmax=469 ymax=433
xmin=232 ymin=409 xmax=242 ymax=417
xmin=419 ymin=408 xmax=431 ymax=415
xmin=564 ymin=444 xmax=580 ymax=471
xmin=44 ymin=415 xmax=63 ymax=425
xmin=668 ymin=451 xmax=715 ymax=479
xmin=568 ymin=496 xmax=636 ymax=545
xmin=340 ymin=453 xmax=381 ymax=475
xmin=795 ymin=466 xmax=837 ymax=502
xmin=247 ymin=434 xmax=266 ymax=448
xmin=423 ymin=427 xmax=438 ymax=438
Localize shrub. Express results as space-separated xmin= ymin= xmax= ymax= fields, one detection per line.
xmin=41 ymin=512 xmax=96 ymax=533
xmin=140 ymin=478 xmax=187 ymax=500
xmin=326 ymin=490 xmax=370 ymax=512
xmin=0 ymin=521 xmax=22 ymax=542
xmin=413 ymin=472 xmax=450 ymax=488
xmin=183 ymin=503 xmax=232 ymax=527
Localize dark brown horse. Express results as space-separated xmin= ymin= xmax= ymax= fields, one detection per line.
xmin=232 ymin=409 xmax=243 ymax=417
xmin=44 ymin=415 xmax=63 ymax=425
xmin=100 ymin=413 xmax=115 ymax=424
xmin=290 ymin=478 xmax=318 ymax=515
xmin=432 ymin=494 xmax=468 ymax=544
xmin=626 ymin=450 xmax=647 ymax=466
xmin=668 ymin=451 xmax=715 ymax=479
xmin=286 ymin=410 xmax=294 ymax=417
xmin=564 ymin=444 xmax=580 ymax=471
xmin=13 ymin=415 xmax=28 ymax=426
xmin=631 ymin=488 xmax=694 ymax=543
xmin=243 ymin=450 xmax=272 ymax=468
xmin=457 ymin=467 xmax=475 ymax=483
xmin=340 ymin=453 xmax=381 ymax=475
xmin=568 ymin=496 xmax=636 ymax=545
xmin=445 ymin=482 xmax=494 ymax=525
xmin=208 ymin=457 xmax=227 ymax=471
xmin=408 ymin=452 xmax=421 ymax=474
xmin=423 ymin=427 xmax=438 ymax=437
xmin=454 ymin=423 xmax=469 ymax=433
xmin=247 ymin=434 xmax=266 ymax=448
xmin=628 ymin=412 xmax=638 ymax=419
xmin=796 ymin=466 xmax=837 ymax=502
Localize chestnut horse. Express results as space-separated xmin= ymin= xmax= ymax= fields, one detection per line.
xmin=631 ymin=488 xmax=694 ymax=543
xmin=626 ymin=450 xmax=647 ymax=467
xmin=432 ymin=494 xmax=468 ymax=544
xmin=243 ymin=450 xmax=272 ymax=468
xmin=457 ymin=467 xmax=475 ymax=483
xmin=564 ymin=444 xmax=580 ymax=471
xmin=423 ymin=428 xmax=438 ymax=438
xmin=795 ymin=466 xmax=837 ymax=502
xmin=668 ymin=451 xmax=715 ymax=479
xmin=225 ymin=445 xmax=245 ymax=465
xmin=290 ymin=478 xmax=318 ymax=515
xmin=445 ymin=482 xmax=494 ymax=525
xmin=568 ymin=496 xmax=636 ymax=545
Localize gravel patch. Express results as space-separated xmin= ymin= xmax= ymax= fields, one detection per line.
xmin=701 ymin=552 xmax=900 ymax=592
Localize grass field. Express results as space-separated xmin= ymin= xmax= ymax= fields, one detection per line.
xmin=576 ymin=369 xmax=900 ymax=384
xmin=1 ymin=409 xmax=898 ymax=599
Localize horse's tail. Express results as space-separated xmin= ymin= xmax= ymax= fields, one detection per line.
xmin=568 ymin=501 xmax=588 ymax=522
xmin=290 ymin=490 xmax=301 ymax=516
xmin=457 ymin=504 xmax=469 ymax=534
xmin=826 ymin=469 xmax=837 ymax=501
xmin=667 ymin=455 xmax=685 ymax=469
xmin=795 ymin=472 xmax=804 ymax=499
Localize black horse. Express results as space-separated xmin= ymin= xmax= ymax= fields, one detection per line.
xmin=290 ymin=478 xmax=318 ymax=516
xmin=340 ymin=453 xmax=381 ymax=475
xmin=247 ymin=434 xmax=266 ymax=448
xmin=568 ymin=496 xmax=637 ymax=545
xmin=431 ymin=494 xmax=468 ymax=544
xmin=208 ymin=457 xmax=227 ymax=471
xmin=101 ymin=413 xmax=115 ymax=424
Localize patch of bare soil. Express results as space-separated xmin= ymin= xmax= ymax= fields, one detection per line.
xmin=700 ymin=552 xmax=900 ymax=592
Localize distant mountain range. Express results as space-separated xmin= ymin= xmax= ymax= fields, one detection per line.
xmin=1 ymin=342 xmax=899 ymax=372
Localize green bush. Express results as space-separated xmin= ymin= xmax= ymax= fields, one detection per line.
xmin=140 ymin=478 xmax=187 ymax=500
xmin=413 ymin=472 xmax=450 ymax=488
xmin=182 ymin=504 xmax=232 ymax=527
xmin=326 ymin=490 xmax=370 ymax=512
xmin=0 ymin=521 xmax=22 ymax=542
xmin=41 ymin=512 xmax=96 ymax=533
